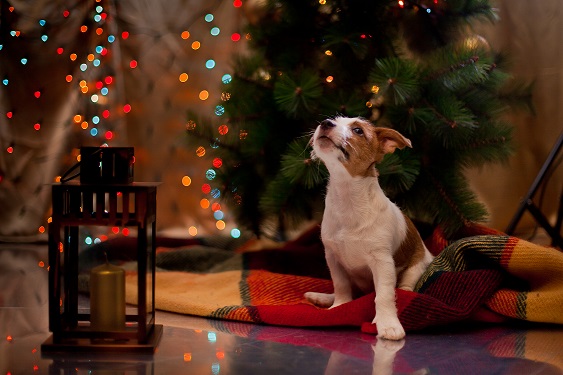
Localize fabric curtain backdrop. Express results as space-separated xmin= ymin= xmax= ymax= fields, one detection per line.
xmin=468 ymin=0 xmax=563 ymax=233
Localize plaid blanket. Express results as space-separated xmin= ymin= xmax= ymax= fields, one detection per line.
xmin=123 ymin=224 xmax=563 ymax=334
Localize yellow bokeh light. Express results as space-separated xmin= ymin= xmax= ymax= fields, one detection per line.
xmin=199 ymin=90 xmax=209 ymax=100
xmin=181 ymin=31 xmax=190 ymax=40
xmin=200 ymin=199 xmax=210 ymax=209
xmin=325 ymin=50 xmax=332 ymax=56
xmin=196 ymin=146 xmax=206 ymax=157
xmin=191 ymin=41 xmax=201 ymax=50
xmin=326 ymin=76 xmax=334 ymax=83
xmin=181 ymin=176 xmax=192 ymax=186
xmin=188 ymin=227 xmax=198 ymax=237
xmin=216 ymin=220 xmax=226 ymax=230
xmin=179 ymin=73 xmax=189 ymax=82
xmin=319 ymin=0 xmax=326 ymax=4
xmin=79 ymin=80 xmax=87 ymax=88
xmin=371 ymin=85 xmax=380 ymax=94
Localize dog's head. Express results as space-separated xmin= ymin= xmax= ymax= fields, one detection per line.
xmin=311 ymin=116 xmax=411 ymax=177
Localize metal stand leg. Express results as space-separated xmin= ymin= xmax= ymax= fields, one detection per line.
xmin=505 ymin=131 xmax=563 ymax=249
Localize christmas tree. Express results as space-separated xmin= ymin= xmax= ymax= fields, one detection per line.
xmin=186 ymin=0 xmax=530 ymax=239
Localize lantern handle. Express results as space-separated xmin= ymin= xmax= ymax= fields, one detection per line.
xmin=60 ymin=148 xmax=102 ymax=183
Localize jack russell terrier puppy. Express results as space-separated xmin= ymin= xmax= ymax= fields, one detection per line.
xmin=304 ymin=116 xmax=434 ymax=340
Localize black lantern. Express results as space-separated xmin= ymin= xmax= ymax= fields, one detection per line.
xmin=42 ymin=147 xmax=162 ymax=354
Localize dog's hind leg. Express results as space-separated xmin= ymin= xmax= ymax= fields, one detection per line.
xmin=304 ymin=292 xmax=335 ymax=308
xmin=397 ymin=252 xmax=433 ymax=291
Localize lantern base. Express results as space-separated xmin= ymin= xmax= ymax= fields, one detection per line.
xmin=41 ymin=324 xmax=163 ymax=355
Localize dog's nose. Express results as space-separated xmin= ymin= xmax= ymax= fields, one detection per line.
xmin=320 ymin=119 xmax=335 ymax=129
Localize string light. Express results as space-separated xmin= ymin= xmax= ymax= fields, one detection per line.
xmin=200 ymin=199 xmax=210 ymax=209
xmin=4 ymin=1 xmax=244 ymax=237
xmin=231 ymin=228 xmax=241 ymax=238
xmin=199 ymin=90 xmax=209 ymax=100
xmin=212 ymin=158 xmax=223 ymax=168
xmin=218 ymin=125 xmax=228 ymax=135
xmin=206 ymin=169 xmax=216 ymax=180
xmin=202 ymin=184 xmax=211 ymax=194
xmin=182 ymin=176 xmax=192 ymax=186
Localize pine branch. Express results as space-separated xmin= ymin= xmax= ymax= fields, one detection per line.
xmin=378 ymin=148 xmax=421 ymax=197
xmin=427 ymin=171 xmax=480 ymax=230
xmin=369 ymin=58 xmax=421 ymax=105
xmin=273 ymin=70 xmax=323 ymax=117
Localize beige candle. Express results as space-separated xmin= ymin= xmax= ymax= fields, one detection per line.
xmin=90 ymin=260 xmax=125 ymax=332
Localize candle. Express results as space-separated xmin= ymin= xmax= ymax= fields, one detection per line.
xmin=90 ymin=260 xmax=125 ymax=332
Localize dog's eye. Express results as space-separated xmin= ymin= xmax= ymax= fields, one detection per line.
xmin=352 ymin=127 xmax=364 ymax=136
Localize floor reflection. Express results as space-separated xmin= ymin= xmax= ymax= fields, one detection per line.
xmin=1 ymin=245 xmax=562 ymax=375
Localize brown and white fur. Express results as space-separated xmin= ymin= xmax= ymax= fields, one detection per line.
xmin=304 ymin=116 xmax=433 ymax=340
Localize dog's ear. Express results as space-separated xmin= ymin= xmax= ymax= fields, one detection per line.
xmin=374 ymin=128 xmax=412 ymax=154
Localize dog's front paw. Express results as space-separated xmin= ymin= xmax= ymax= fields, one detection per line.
xmin=374 ymin=318 xmax=405 ymax=341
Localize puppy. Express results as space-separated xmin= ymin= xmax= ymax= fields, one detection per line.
xmin=304 ymin=116 xmax=434 ymax=340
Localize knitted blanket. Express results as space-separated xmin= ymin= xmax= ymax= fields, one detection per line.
xmin=123 ymin=225 xmax=563 ymax=334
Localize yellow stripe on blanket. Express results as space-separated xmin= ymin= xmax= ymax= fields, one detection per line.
xmin=126 ymin=271 xmax=244 ymax=316
xmin=488 ymin=239 xmax=563 ymax=324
